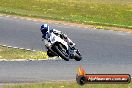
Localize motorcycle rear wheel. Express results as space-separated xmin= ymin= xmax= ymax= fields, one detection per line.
xmin=74 ymin=50 xmax=82 ymax=61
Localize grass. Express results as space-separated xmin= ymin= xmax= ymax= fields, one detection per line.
xmin=0 ymin=0 xmax=131 ymax=29
xmin=4 ymin=81 xmax=132 ymax=88
xmin=0 ymin=46 xmax=48 ymax=60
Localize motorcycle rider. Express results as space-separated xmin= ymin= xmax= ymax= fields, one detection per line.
xmin=40 ymin=24 xmax=75 ymax=56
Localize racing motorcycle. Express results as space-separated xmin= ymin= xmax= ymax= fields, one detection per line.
xmin=43 ymin=32 xmax=82 ymax=61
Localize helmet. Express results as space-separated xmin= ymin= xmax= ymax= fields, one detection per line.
xmin=40 ymin=24 xmax=49 ymax=34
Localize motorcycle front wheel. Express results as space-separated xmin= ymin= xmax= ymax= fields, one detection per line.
xmin=47 ymin=50 xmax=56 ymax=57
xmin=53 ymin=43 xmax=69 ymax=61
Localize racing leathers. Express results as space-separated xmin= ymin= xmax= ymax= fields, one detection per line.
xmin=42 ymin=29 xmax=75 ymax=48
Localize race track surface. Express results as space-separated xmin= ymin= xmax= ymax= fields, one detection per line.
xmin=0 ymin=16 xmax=132 ymax=83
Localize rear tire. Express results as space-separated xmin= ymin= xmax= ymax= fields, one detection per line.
xmin=74 ymin=54 xmax=82 ymax=61
xmin=74 ymin=50 xmax=82 ymax=61
xmin=53 ymin=44 xmax=69 ymax=61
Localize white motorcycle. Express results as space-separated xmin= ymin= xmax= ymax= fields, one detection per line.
xmin=44 ymin=32 xmax=82 ymax=61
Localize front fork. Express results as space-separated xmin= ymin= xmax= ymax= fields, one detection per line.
xmin=68 ymin=46 xmax=77 ymax=59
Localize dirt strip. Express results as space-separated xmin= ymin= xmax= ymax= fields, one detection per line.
xmin=0 ymin=14 xmax=132 ymax=33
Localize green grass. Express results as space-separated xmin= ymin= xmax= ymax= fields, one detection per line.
xmin=0 ymin=0 xmax=131 ymax=29
xmin=4 ymin=81 xmax=132 ymax=88
xmin=0 ymin=46 xmax=48 ymax=60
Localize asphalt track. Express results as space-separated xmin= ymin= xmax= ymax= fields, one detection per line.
xmin=0 ymin=15 xmax=132 ymax=83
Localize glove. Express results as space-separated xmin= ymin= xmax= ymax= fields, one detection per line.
xmin=69 ymin=42 xmax=75 ymax=47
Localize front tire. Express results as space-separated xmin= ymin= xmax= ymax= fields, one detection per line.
xmin=47 ymin=50 xmax=56 ymax=57
xmin=53 ymin=44 xmax=69 ymax=61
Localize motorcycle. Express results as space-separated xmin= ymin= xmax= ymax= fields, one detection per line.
xmin=43 ymin=32 xmax=82 ymax=61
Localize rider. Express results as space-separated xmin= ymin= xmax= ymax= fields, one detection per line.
xmin=40 ymin=24 xmax=75 ymax=48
